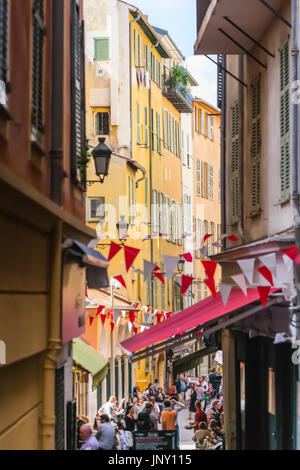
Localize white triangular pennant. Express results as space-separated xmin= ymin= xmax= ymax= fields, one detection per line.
xmin=231 ymin=274 xmax=248 ymax=296
xmin=121 ymin=310 xmax=126 ymax=319
xmin=113 ymin=309 xmax=120 ymax=324
xmin=163 ymin=255 xmax=179 ymax=280
xmin=219 ymin=284 xmax=232 ymax=306
xmin=127 ymin=321 xmax=132 ymax=333
xmin=283 ymin=254 xmax=294 ymax=272
xmin=140 ymin=325 xmax=146 ymax=333
xmin=237 ymin=258 xmax=255 ymax=285
xmin=259 ymin=253 xmax=277 ymax=271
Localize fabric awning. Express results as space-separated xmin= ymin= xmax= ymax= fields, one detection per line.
xmin=72 ymin=338 xmax=108 ymax=389
xmin=121 ymin=288 xmax=280 ymax=354
xmin=173 ymin=345 xmax=218 ymax=376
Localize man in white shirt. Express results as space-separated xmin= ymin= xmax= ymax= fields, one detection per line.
xmin=98 ymin=396 xmax=125 ymax=420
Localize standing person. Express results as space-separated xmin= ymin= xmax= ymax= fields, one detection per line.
xmin=115 ymin=421 xmax=128 ymax=451
xmin=161 ymin=400 xmax=177 ymax=432
xmin=155 ymin=387 xmax=165 ymax=419
xmin=176 ymin=375 xmax=187 ymax=403
xmin=153 ymin=378 xmax=160 ymax=394
xmin=137 ymin=402 xmax=156 ymax=431
xmin=134 ymin=395 xmax=145 ymax=419
xmin=96 ymin=414 xmax=116 ymax=450
xmin=133 ymin=385 xmax=140 ymax=398
xmin=189 ymin=384 xmax=197 ymax=420
xmin=148 ymin=396 xmax=160 ymax=430
xmin=125 ymin=404 xmax=136 ymax=432
xmin=98 ymin=396 xmax=125 ymax=421
xmin=170 ymin=399 xmax=185 ymax=449
xmin=185 ymin=385 xmax=192 ymax=411
xmin=79 ymin=424 xmax=99 ymax=450
xmin=195 ymin=382 xmax=205 ymax=411
xmin=143 ymin=383 xmax=155 ymax=400
xmin=185 ymin=401 xmax=207 ymax=432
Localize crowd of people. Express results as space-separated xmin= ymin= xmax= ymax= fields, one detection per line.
xmin=77 ymin=368 xmax=224 ymax=451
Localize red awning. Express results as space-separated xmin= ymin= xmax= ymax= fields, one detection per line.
xmin=121 ymin=288 xmax=279 ymax=354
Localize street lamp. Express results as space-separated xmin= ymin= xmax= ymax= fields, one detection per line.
xmin=87 ymin=138 xmax=112 ymax=185
xmin=177 ymin=258 xmax=185 ymax=273
xmin=116 ymin=216 xmax=129 ymax=245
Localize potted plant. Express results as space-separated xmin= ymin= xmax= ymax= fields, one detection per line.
xmin=165 ymin=65 xmax=190 ymax=96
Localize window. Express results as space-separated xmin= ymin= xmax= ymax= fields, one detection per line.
xmin=280 ymin=40 xmax=290 ymax=200
xmin=86 ymin=197 xmax=105 ymax=222
xmin=134 ymin=30 xmax=138 ymax=67
xmin=187 ymin=134 xmax=190 ymax=167
xmin=182 ymin=130 xmax=185 ymax=164
xmin=70 ymin=0 xmax=84 ymax=182
xmin=32 ymin=0 xmax=45 ymax=144
xmin=156 ymin=112 xmax=161 ymax=154
xmin=144 ymin=106 xmax=148 ymax=147
xmin=137 ymin=103 xmax=141 ymax=144
xmin=208 ymin=165 xmax=214 ymax=199
xmin=95 ymin=112 xmax=109 ymax=136
xmin=197 ymin=160 xmax=201 ymax=195
xmin=201 ymin=161 xmax=205 ymax=198
xmin=94 ymin=38 xmax=109 ymax=61
xmin=201 ymin=109 xmax=206 ymax=135
xmin=250 ymin=76 xmax=261 ymax=212
xmin=151 ymin=108 xmax=155 ymax=150
xmin=231 ymin=102 xmax=239 ymax=223
xmin=0 ymin=0 xmax=8 ymax=106
xmin=128 ymin=176 xmax=136 ymax=224
xmin=195 ymin=106 xmax=198 ymax=132
xmin=138 ymin=34 xmax=142 ymax=67
xmin=208 ymin=115 xmax=214 ymax=140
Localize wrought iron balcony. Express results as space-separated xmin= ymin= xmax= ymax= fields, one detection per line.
xmin=163 ymin=82 xmax=193 ymax=113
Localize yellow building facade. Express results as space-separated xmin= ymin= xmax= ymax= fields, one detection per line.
xmin=84 ymin=1 xmax=194 ymax=392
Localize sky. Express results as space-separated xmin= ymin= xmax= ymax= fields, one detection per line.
xmin=129 ymin=0 xmax=217 ymax=106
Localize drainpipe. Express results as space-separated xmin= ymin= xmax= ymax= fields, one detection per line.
xmin=221 ymin=55 xmax=227 ymax=246
xmin=129 ymin=10 xmax=141 ymax=160
xmin=291 ymin=0 xmax=300 ymax=344
xmin=40 ymin=221 xmax=62 ymax=449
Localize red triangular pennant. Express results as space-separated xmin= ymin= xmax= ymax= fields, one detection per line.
xmin=257 ymin=286 xmax=271 ymax=308
xmin=227 ymin=235 xmax=239 ymax=242
xmin=181 ymin=275 xmax=194 ymax=295
xmin=129 ymin=311 xmax=137 ymax=324
xmin=96 ymin=305 xmax=105 ymax=316
xmin=107 ymin=242 xmax=122 ymax=261
xmin=147 ymin=306 xmax=151 ymax=313
xmin=202 ymin=234 xmax=212 ymax=244
xmin=156 ymin=313 xmax=163 ymax=323
xmin=258 ymin=266 xmax=274 ymax=287
xmin=153 ymin=271 xmax=165 ymax=284
xmin=100 ymin=313 xmax=106 ymax=325
xmin=204 ymin=278 xmax=217 ymax=298
xmin=124 ymin=245 xmax=140 ymax=272
xmin=153 ymin=265 xmax=160 ymax=272
xmin=165 ymin=312 xmax=172 ymax=319
xmin=201 ymin=260 xmax=218 ymax=279
xmin=113 ymin=275 xmax=126 ymax=289
xmin=133 ymin=326 xmax=139 ymax=335
xmin=110 ymin=321 xmax=115 ymax=332
xmin=182 ymin=253 xmax=193 ymax=263
xmin=282 ymin=245 xmax=300 ymax=265
xmin=89 ymin=316 xmax=94 ymax=326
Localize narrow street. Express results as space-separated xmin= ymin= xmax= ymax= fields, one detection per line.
xmin=178 ymin=408 xmax=195 ymax=451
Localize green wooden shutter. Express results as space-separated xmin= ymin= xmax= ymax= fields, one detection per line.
xmin=250 ymin=76 xmax=261 ymax=213
xmin=157 ymin=113 xmax=161 ymax=154
xmin=280 ymin=40 xmax=290 ymax=200
xmin=138 ymin=34 xmax=142 ymax=67
xmin=94 ymin=38 xmax=109 ymax=60
xmin=151 ymin=108 xmax=154 ymax=150
xmin=163 ymin=109 xmax=166 ymax=148
xmin=231 ymin=102 xmax=239 ymax=223
xmin=134 ymin=30 xmax=138 ymax=66
xmin=137 ymin=102 xmax=141 ymax=143
xmin=32 ymin=0 xmax=45 ymax=144
xmin=144 ymin=106 xmax=148 ymax=147
xmin=147 ymin=46 xmax=151 ymax=74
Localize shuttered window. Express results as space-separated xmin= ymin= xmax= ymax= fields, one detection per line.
xmin=137 ymin=102 xmax=141 ymax=143
xmin=95 ymin=112 xmax=109 ymax=135
xmin=231 ymin=102 xmax=239 ymax=223
xmin=151 ymin=108 xmax=154 ymax=150
xmin=32 ymin=0 xmax=45 ymax=144
xmin=129 ymin=176 xmax=136 ymax=224
xmin=197 ymin=160 xmax=201 ymax=194
xmin=70 ymin=0 xmax=84 ymax=182
xmin=280 ymin=40 xmax=290 ymax=200
xmin=250 ymin=76 xmax=261 ymax=212
xmin=217 ymin=54 xmax=223 ymax=109
xmin=0 ymin=0 xmax=8 ymax=105
xmin=163 ymin=109 xmax=167 ymax=148
xmin=144 ymin=106 xmax=148 ymax=147
xmin=94 ymin=38 xmax=109 ymax=61
xmin=195 ymin=105 xmax=198 ymax=132
xmin=134 ymin=30 xmax=138 ymax=67
xmin=201 ymin=109 xmax=206 ymax=135
xmin=156 ymin=112 xmax=161 ymax=154
xmin=182 ymin=130 xmax=185 ymax=164
xmin=138 ymin=34 xmax=142 ymax=67
xmin=146 ymin=45 xmax=151 ymax=74
xmin=201 ymin=161 xmax=205 ymax=198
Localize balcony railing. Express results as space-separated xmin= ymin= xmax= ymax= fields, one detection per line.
xmin=163 ymin=82 xmax=193 ymax=113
